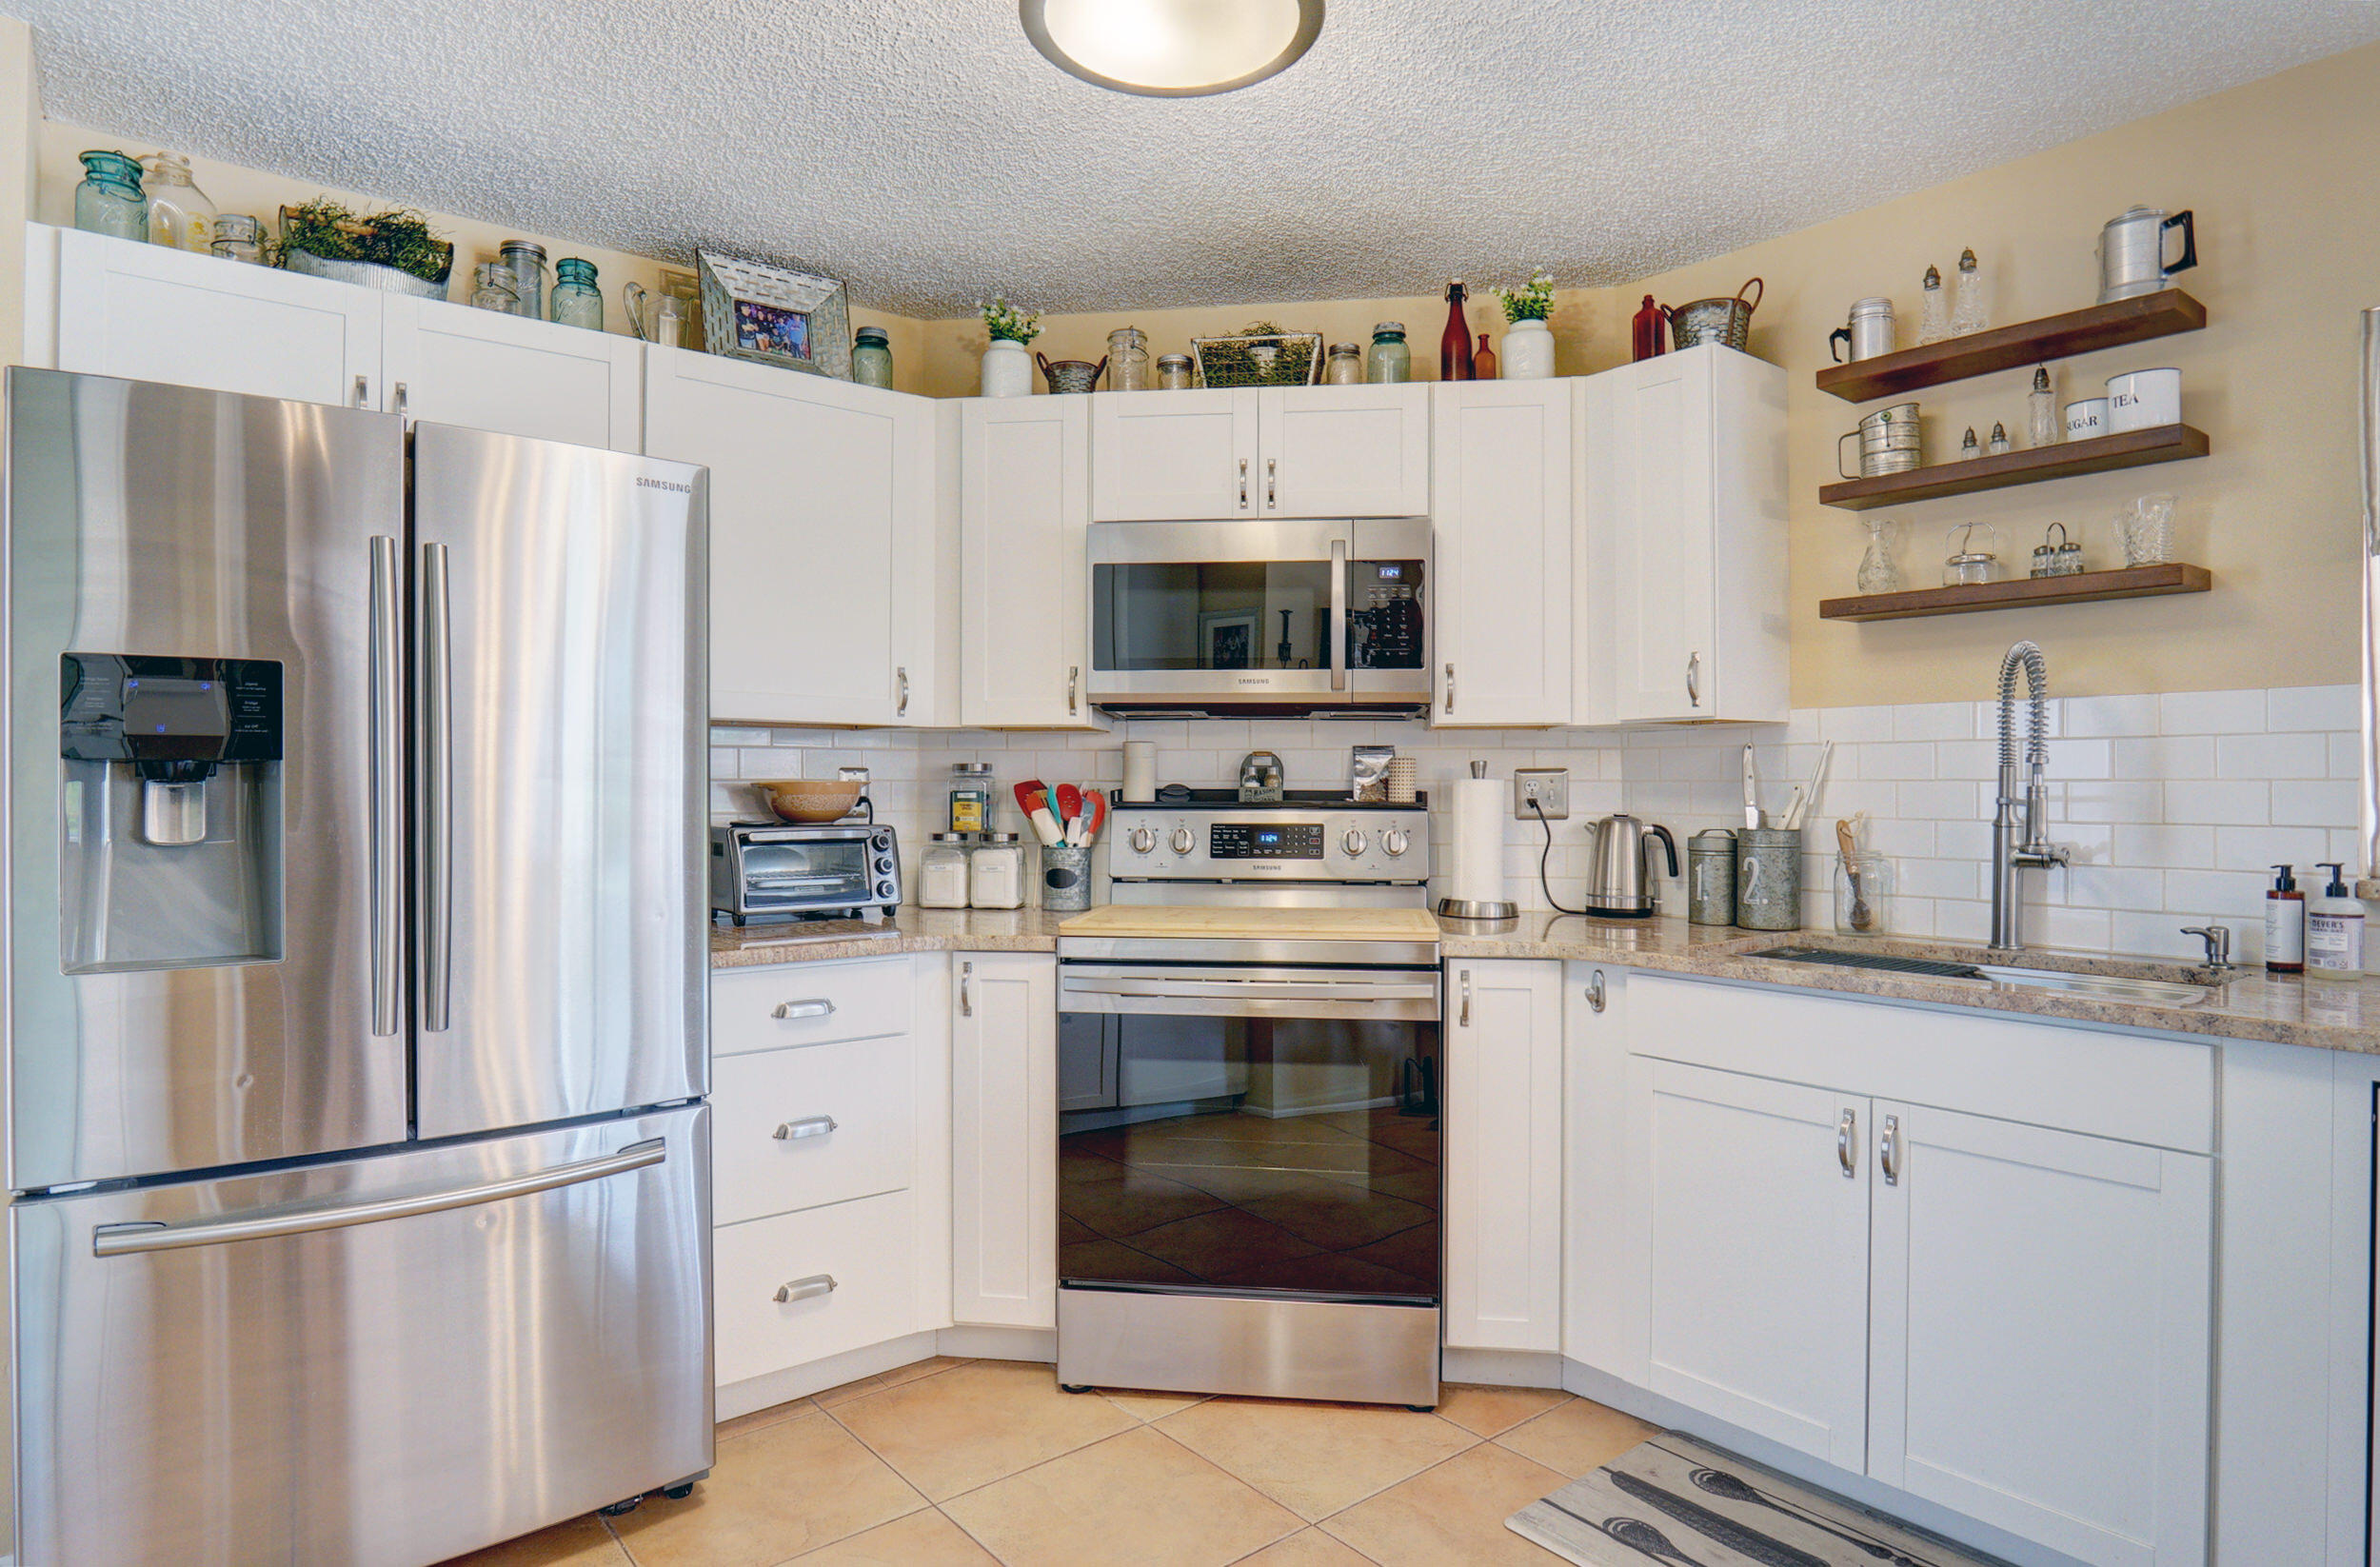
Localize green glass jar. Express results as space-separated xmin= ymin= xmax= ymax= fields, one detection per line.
xmin=549 ymin=258 xmax=604 ymax=330
xmin=74 ymin=151 xmax=148 ymax=243
xmin=1365 ymin=322 xmax=1411 ymax=385
xmin=852 ymin=326 xmax=894 ymax=389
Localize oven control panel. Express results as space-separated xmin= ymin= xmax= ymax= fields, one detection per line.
xmin=1110 ymin=795 xmax=1428 ymax=884
xmin=1209 ymin=823 xmax=1324 ymax=860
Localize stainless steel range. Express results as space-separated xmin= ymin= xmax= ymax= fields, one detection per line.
xmin=1055 ymin=788 xmax=1442 ymax=1408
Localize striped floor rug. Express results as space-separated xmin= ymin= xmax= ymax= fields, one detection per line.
xmin=1507 ymin=1433 xmax=2003 ymax=1567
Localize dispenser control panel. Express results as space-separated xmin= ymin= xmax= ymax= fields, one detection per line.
xmin=61 ymin=654 xmax=284 ymax=776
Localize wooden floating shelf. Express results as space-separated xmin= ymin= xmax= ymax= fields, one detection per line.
xmin=1818 ymin=424 xmax=2210 ymax=511
xmin=1820 ymin=563 xmax=2212 ymax=623
xmin=1815 ymin=289 xmax=2207 ymax=403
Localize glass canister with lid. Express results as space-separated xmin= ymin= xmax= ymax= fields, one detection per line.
xmin=948 ymin=761 xmax=996 ymax=837
xmin=1157 ymin=353 xmax=1194 ymax=390
xmin=549 ymin=258 xmax=604 ymax=330
xmin=209 ymin=213 xmax=267 ymax=264
xmin=969 ymin=833 xmax=1027 ymax=910
xmin=1323 ymin=342 xmax=1363 ymax=385
xmin=470 ymin=262 xmax=521 ymax=313
xmin=920 ymin=833 xmax=973 ymax=909
xmin=852 ymin=326 xmax=894 ymax=388
xmin=500 ymin=240 xmax=547 ymax=320
xmin=74 ymin=150 xmax=149 ymax=242
xmin=1365 ymin=323 xmax=1411 ymax=384
xmin=139 ymin=152 xmax=215 ymax=249
xmin=1108 ymin=327 xmax=1152 ymax=390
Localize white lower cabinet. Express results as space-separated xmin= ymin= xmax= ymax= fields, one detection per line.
xmin=950 ymin=953 xmax=1058 ymax=1328
xmin=711 ymin=1036 xmax=916 ymax=1226
xmin=713 ymin=1189 xmax=919 ymax=1387
xmin=1444 ymin=960 xmax=1563 ymax=1352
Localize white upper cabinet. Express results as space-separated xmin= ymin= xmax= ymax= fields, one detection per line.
xmin=962 ymin=397 xmax=1103 ymax=728
xmin=1444 ymin=960 xmax=1564 ymax=1353
xmin=379 ymin=293 xmax=642 ymax=449
xmin=1578 ymin=345 xmax=1788 ymax=725
xmin=49 ymin=224 xmax=382 ymax=408
xmin=645 ymin=347 xmax=933 ymax=727
xmin=1430 ymin=381 xmax=1575 ymax=726
xmin=1090 ymin=386 xmax=1428 ymax=521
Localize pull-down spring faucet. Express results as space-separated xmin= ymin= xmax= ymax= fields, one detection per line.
xmin=1991 ymin=640 xmax=2070 ymax=950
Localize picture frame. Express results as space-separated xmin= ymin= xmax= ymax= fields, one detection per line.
xmin=695 ymin=248 xmax=852 ymax=379
xmin=1199 ymin=609 xmax=1259 ymax=670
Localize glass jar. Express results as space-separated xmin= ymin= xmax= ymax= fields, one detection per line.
xmin=1365 ymin=323 xmax=1411 ymax=384
xmin=209 ymin=212 xmax=266 ymax=265
xmin=849 ymin=325 xmax=894 ymax=388
xmin=549 ymin=258 xmax=604 ymax=330
xmin=919 ymin=833 xmax=973 ymax=910
xmin=1323 ymin=342 xmax=1363 ymax=385
xmin=1156 ymin=353 xmax=1194 ymax=390
xmin=969 ymin=833 xmax=1027 ymax=910
xmin=948 ymin=762 xmax=995 ymax=836
xmin=1835 ymin=851 xmax=1893 ymax=936
xmin=139 ymin=152 xmax=215 ymax=250
xmin=1107 ymin=326 xmax=1151 ymax=391
xmin=470 ymin=262 xmax=520 ymax=313
xmin=499 ymin=241 xmax=547 ymax=320
xmin=73 ymin=150 xmax=148 ymax=242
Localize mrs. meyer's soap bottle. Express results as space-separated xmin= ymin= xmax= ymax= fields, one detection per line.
xmin=2307 ymin=863 xmax=2366 ymax=982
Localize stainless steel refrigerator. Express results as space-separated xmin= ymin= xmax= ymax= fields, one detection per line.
xmin=1 ymin=367 xmax=712 ymax=1566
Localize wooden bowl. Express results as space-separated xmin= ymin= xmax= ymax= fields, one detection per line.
xmin=751 ymin=780 xmax=863 ymax=824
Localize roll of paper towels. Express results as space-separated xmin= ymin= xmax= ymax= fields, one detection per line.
xmin=1121 ymin=741 xmax=1156 ymax=803
xmin=1443 ymin=776 xmax=1512 ymax=915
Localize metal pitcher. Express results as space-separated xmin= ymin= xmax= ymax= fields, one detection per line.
xmin=2097 ymin=206 xmax=2197 ymax=303
xmin=1582 ymin=812 xmax=1678 ymax=919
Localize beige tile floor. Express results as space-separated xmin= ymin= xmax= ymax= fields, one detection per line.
xmin=438 ymin=1359 xmax=1659 ymax=1567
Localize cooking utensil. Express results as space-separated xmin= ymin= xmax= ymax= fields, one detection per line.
xmin=1596 ymin=1518 xmax=1704 ymax=1567
xmin=749 ymin=779 xmax=863 ymax=823
xmin=1669 ymin=276 xmax=1763 ymax=351
xmin=1081 ymin=789 xmax=1108 ymax=845
xmin=1742 ymin=744 xmax=1763 ymax=829
xmin=1782 ymin=741 xmax=1834 ymax=831
xmin=1838 ymin=817 xmax=1874 ymax=932
xmin=1688 ymin=1469 xmax=1921 ymax=1564
xmin=2098 ymin=205 xmax=2196 ymax=304
xmin=1584 ymin=812 xmax=1680 ymax=918
xmin=1055 ymin=783 xmax=1084 ymax=837
xmin=1608 ymin=1470 xmax=1834 ymax=1567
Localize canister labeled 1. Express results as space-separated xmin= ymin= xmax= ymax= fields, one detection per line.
xmin=1686 ymin=829 xmax=1736 ymax=925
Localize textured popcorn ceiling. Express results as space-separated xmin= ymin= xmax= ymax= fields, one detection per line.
xmin=22 ymin=1 xmax=2380 ymax=316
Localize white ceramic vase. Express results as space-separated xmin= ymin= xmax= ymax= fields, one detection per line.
xmin=982 ymin=339 xmax=1032 ymax=397
xmin=1500 ymin=317 xmax=1555 ymax=379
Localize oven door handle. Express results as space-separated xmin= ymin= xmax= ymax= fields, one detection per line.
xmin=1061 ymin=977 xmax=1441 ymax=1002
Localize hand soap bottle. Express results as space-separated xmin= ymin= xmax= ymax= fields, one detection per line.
xmin=2308 ymin=862 xmax=2365 ymax=982
xmin=2265 ymin=863 xmax=2305 ymax=974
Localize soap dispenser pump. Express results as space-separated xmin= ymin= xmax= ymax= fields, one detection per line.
xmin=2266 ymin=863 xmax=2306 ymax=974
xmin=2309 ymin=862 xmax=2366 ymax=982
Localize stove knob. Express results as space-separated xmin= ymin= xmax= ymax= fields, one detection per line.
xmin=1381 ymin=827 xmax=1411 ymax=858
xmin=1169 ymin=826 xmax=1197 ymax=856
xmin=1128 ymin=825 xmax=1157 ymax=855
xmin=1341 ymin=828 xmax=1369 ymax=858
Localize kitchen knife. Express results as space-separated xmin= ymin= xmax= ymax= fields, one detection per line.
xmin=1781 ymin=740 xmax=1835 ymax=832
xmin=1742 ymin=744 xmax=1763 ymax=829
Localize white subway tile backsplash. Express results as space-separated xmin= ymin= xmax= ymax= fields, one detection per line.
xmin=1893 ymin=703 xmax=1973 ymax=743
xmin=2162 ymin=780 xmax=2269 ymax=825
xmin=1856 ymin=742 xmax=1937 ymax=781
xmin=2060 ymin=693 xmax=2160 ymax=738
xmin=2112 ymin=823 xmax=2215 ymax=868
xmin=2112 ymin=735 xmax=2215 ymax=780
xmin=1820 ymin=705 xmax=1895 ymax=743
xmin=2213 ymin=824 xmax=2334 ymax=872
xmin=2271 ymin=781 xmax=2356 ymax=828
xmin=2159 ymin=688 xmax=2265 ymax=736
xmin=1896 ymin=780 xmax=1982 ymax=822
xmin=2215 ymin=731 xmax=2330 ymax=781
xmin=2268 ymin=684 xmax=2358 ymax=732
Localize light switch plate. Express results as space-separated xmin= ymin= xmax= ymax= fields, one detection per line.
xmin=1513 ymin=767 xmax=1569 ymax=821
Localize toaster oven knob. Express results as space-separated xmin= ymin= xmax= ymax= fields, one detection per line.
xmin=870 ymin=831 xmax=893 ymax=852
xmin=1128 ymin=825 xmax=1157 ymax=855
xmin=1381 ymin=827 xmax=1411 ymax=858
xmin=1169 ymin=826 xmax=1196 ymax=856
xmin=876 ymin=879 xmax=896 ymax=899
xmin=875 ymin=855 xmax=895 ymax=875
xmin=1341 ymin=828 xmax=1369 ymax=858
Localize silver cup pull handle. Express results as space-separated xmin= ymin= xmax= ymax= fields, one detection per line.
xmin=774 ymin=1115 xmax=838 ymax=1141
xmin=1880 ymin=1113 xmax=1902 ymax=1184
xmin=1239 ymin=459 xmax=1249 ymax=509
xmin=1687 ymin=650 xmax=1702 ymax=707
xmin=1837 ymin=1108 xmax=1856 ymax=1178
xmin=773 ymin=999 xmax=837 ymax=1020
xmin=774 ymin=1274 xmax=837 ymax=1304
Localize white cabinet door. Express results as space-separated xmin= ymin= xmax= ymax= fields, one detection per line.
xmin=1563 ymin=963 xmax=1636 ymax=1379
xmin=1635 ymin=1058 xmax=1871 ymax=1471
xmin=1869 ymin=1102 xmax=2211 ymax=1567
xmin=962 ymin=397 xmax=1101 ymax=727
xmin=1445 ymin=960 xmax=1563 ymax=1352
xmin=1430 ymin=381 xmax=1574 ymax=726
xmin=1089 ymin=388 xmax=1257 ymax=520
xmin=380 ymin=294 xmax=642 ymax=448
xmin=1258 ymin=384 xmax=1430 ymax=518
xmin=52 ymin=225 xmax=381 ymax=407
xmin=645 ymin=347 xmax=929 ymax=726
xmin=950 ymin=954 xmax=1058 ymax=1328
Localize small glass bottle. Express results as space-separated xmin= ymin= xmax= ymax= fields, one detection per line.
xmin=549 ymin=258 xmax=604 ymax=330
xmin=1917 ymin=265 xmax=1948 ymax=345
xmin=2027 ymin=365 xmax=2059 ymax=447
xmin=470 ymin=262 xmax=520 ymax=313
xmin=1952 ymin=248 xmax=1989 ymax=336
xmin=140 ymin=152 xmax=215 ymax=250
xmin=1157 ymin=353 xmax=1193 ymax=390
xmin=1856 ymin=517 xmax=1902 ymax=594
xmin=208 ymin=212 xmax=266 ymax=265
xmin=1473 ymin=332 xmax=1497 ymax=382
xmin=948 ymin=762 xmax=994 ymax=837
xmin=1835 ymin=852 xmax=1893 ymax=936
xmin=73 ymin=150 xmax=149 ymax=242
xmin=1107 ymin=327 xmax=1151 ymax=391
xmin=1323 ymin=342 xmax=1362 ymax=385
xmin=919 ymin=834 xmax=972 ymax=910
xmin=499 ymin=240 xmax=547 ymax=320
xmin=1365 ymin=323 xmax=1411 ymax=384
xmin=969 ymin=833 xmax=1027 ymax=910
xmin=1439 ymin=281 xmax=1474 ymax=381
xmin=852 ymin=325 xmax=894 ymax=388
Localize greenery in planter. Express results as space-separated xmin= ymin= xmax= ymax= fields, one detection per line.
xmin=979 ymin=296 xmax=1041 ymax=344
xmin=1195 ymin=320 xmax=1319 ymax=387
xmin=1494 ymin=268 xmax=1557 ymax=324
xmin=272 ymin=199 xmax=453 ymax=284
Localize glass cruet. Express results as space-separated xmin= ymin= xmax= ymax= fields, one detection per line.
xmin=1857 ymin=517 xmax=1903 ymax=594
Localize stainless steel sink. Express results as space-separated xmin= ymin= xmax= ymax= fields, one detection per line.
xmin=1753 ymin=945 xmax=2220 ymax=1008
xmin=1967 ymin=964 xmax=2215 ymax=1007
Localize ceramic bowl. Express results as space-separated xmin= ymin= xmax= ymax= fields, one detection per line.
xmin=751 ymin=779 xmax=863 ymax=823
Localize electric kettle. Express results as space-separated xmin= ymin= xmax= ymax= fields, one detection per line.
xmin=1583 ymin=813 xmax=1679 ymax=918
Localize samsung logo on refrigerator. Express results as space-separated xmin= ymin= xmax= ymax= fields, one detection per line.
xmin=637 ymin=477 xmax=693 ymax=493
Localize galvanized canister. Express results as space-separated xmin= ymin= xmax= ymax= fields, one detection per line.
xmin=1735 ymin=827 xmax=1803 ymax=931
xmin=1687 ymin=829 xmax=1736 ymax=925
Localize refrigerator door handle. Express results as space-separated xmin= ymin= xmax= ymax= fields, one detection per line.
xmin=89 ymin=1138 xmax=668 ymax=1258
xmin=419 ymin=540 xmax=455 ymax=1034
xmin=369 ymin=534 xmax=404 ymax=1038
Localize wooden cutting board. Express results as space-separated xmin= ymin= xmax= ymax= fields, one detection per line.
xmin=1057 ymin=905 xmax=1441 ymax=941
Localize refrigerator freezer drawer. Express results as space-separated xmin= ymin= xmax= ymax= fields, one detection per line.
xmin=712 ymin=1038 xmax=916 ymax=1226
xmin=714 ymin=1189 xmax=918 ymax=1388
xmin=11 ymin=1104 xmax=713 ymax=1567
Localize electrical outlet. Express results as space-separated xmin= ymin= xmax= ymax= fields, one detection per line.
xmin=1513 ymin=767 xmax=1569 ymax=821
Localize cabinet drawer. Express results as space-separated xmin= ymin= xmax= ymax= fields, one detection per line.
xmin=713 ymin=1038 xmax=914 ymax=1225
xmin=714 ymin=1191 xmax=917 ymax=1387
xmin=711 ymin=958 xmax=912 ymax=1058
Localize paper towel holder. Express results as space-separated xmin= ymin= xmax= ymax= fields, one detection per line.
xmin=1437 ymin=760 xmax=1518 ymax=922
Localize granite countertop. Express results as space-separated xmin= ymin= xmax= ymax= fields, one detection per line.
xmin=711 ymin=905 xmax=2380 ymax=1056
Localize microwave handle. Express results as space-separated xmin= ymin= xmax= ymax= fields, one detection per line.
xmin=1329 ymin=537 xmax=1348 ymax=692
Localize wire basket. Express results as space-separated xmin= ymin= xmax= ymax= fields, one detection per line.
xmin=1191 ymin=331 xmax=1322 ymax=387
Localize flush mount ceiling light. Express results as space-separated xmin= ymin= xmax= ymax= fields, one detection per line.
xmin=1020 ymin=0 xmax=1325 ymax=97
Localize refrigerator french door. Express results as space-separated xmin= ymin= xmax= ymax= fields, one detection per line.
xmin=3 ymin=368 xmax=712 ymax=1567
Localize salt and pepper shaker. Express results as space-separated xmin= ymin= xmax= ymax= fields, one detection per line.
xmin=1987 ymin=421 xmax=2012 ymax=456
xmin=1918 ymin=265 xmax=1949 ymax=345
xmin=2028 ymin=365 xmax=2059 ymax=447
xmin=1961 ymin=426 xmax=1981 ymax=461
xmin=1951 ymin=248 xmax=1989 ymax=335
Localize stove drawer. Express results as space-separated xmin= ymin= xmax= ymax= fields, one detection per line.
xmin=712 ymin=957 xmax=911 ymax=1058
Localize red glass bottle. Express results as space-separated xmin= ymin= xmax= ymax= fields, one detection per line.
xmin=1439 ymin=281 xmax=1474 ymax=381
xmin=1472 ymin=332 xmax=1497 ymax=382
xmin=1631 ymin=293 xmax=1669 ymax=362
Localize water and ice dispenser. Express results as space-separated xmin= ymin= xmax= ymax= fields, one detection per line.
xmin=59 ymin=653 xmax=285 ymax=971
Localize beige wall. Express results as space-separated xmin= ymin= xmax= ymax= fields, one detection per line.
xmin=0 ymin=19 xmax=36 ymax=371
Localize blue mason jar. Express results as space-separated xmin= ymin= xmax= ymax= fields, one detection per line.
xmin=852 ymin=325 xmax=894 ymax=389
xmin=74 ymin=151 xmax=148 ymax=243
xmin=549 ymin=258 xmax=603 ymax=331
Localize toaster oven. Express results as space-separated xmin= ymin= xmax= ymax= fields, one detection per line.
xmin=709 ymin=822 xmax=902 ymax=924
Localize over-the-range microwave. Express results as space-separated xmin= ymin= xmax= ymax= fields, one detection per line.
xmin=1086 ymin=517 xmax=1431 ymax=716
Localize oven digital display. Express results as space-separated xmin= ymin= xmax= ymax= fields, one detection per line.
xmin=1209 ymin=823 xmax=1324 ymax=860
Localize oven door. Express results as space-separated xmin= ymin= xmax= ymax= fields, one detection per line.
xmin=1057 ymin=962 xmax=1441 ymax=1305
xmin=1086 ymin=519 xmax=1430 ymax=709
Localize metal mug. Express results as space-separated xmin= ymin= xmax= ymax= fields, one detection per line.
xmin=1837 ymin=402 xmax=1922 ymax=479
xmin=1828 ymin=297 xmax=1895 ymax=363
xmin=2097 ymin=206 xmax=2197 ymax=304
